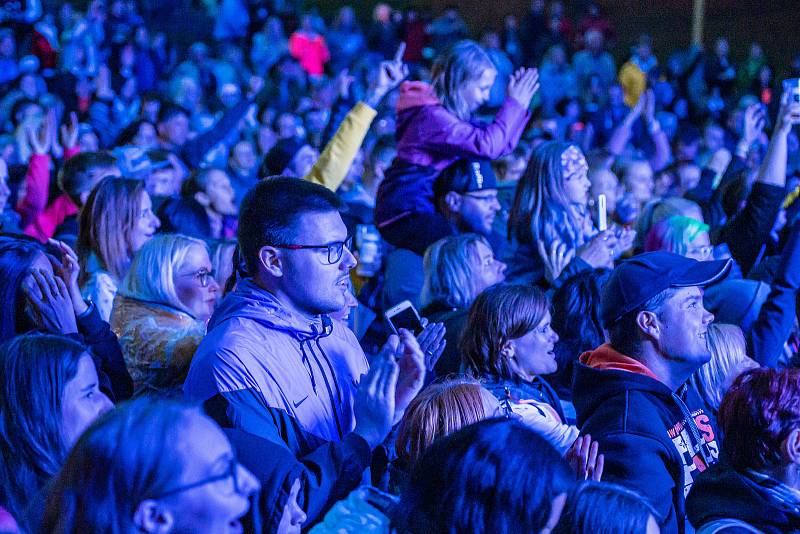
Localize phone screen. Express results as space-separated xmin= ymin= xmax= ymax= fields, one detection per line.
xmin=388 ymin=306 xmax=424 ymax=335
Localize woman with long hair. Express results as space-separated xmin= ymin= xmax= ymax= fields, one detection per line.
xmin=420 ymin=234 xmax=506 ymax=376
xmin=507 ymin=141 xmax=629 ymax=286
xmin=0 ymin=334 xmax=112 ymax=529
xmin=40 ymin=397 xmax=260 ymax=533
xmin=77 ymin=176 xmax=161 ymax=321
xmin=0 ymin=236 xmax=132 ymax=399
xmin=461 ymin=283 xmax=580 ymax=454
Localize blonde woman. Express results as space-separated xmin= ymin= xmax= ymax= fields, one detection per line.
xmin=688 ymin=323 xmax=758 ymax=416
xmin=421 ymin=234 xmax=506 ymax=376
xmin=111 ymin=234 xmax=219 ymax=395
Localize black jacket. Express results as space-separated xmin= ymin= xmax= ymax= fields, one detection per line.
xmin=572 ymin=345 xmax=721 ymax=534
xmin=687 ymin=461 xmax=800 ymax=533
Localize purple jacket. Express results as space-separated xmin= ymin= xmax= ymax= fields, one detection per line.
xmin=375 ymin=82 xmax=529 ymax=225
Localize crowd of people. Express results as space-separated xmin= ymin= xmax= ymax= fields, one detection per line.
xmin=0 ymin=0 xmax=800 ymax=532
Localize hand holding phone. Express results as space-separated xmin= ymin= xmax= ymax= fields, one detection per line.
xmin=385 ymin=300 xmax=424 ymax=336
xmin=597 ymin=194 xmax=607 ymax=232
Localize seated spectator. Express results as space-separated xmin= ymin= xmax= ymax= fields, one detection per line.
xmin=420 ymin=234 xmax=506 ymax=376
xmin=77 ymin=177 xmax=161 ymax=321
xmin=209 ymin=239 xmax=236 ymax=297
xmin=461 ymin=283 xmax=580 ymax=454
xmin=0 ymin=236 xmax=132 ymax=399
xmin=382 ymin=157 xmax=506 ymax=313
xmin=289 ymin=14 xmax=330 ymax=79
xmin=184 ymin=178 xmax=425 ymax=526
xmin=158 ymin=168 xmax=237 ymax=241
xmin=112 ymin=234 xmax=218 ymax=396
xmin=573 ymin=251 xmax=731 ymax=534
xmin=553 ymin=481 xmax=660 ymax=534
xmin=687 ymin=323 xmax=758 ymax=420
xmin=634 ymin=197 xmax=704 ymax=252
xmin=227 ymin=139 xmax=258 ymax=207
xmin=507 ymin=141 xmax=624 ymax=286
xmin=24 ymin=151 xmax=121 ymax=245
xmin=375 ymin=40 xmax=538 ymax=255
xmin=687 ymin=368 xmax=800 ymax=533
xmin=550 ymin=268 xmax=612 ymax=401
xmin=0 ymin=334 xmax=112 ymax=529
xmin=394 ymin=378 xmax=502 ymax=470
xmin=40 ymin=397 xmax=261 ymax=533
xmin=394 ymin=418 xmax=574 ymax=534
xmin=644 ymin=215 xmax=713 ymax=261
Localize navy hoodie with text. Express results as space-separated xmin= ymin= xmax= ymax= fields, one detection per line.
xmin=572 ymin=344 xmax=720 ymax=534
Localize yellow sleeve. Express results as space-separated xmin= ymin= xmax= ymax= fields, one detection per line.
xmin=304 ymin=102 xmax=378 ymax=191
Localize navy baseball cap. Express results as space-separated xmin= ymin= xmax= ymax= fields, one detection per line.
xmin=434 ymin=159 xmax=497 ymax=203
xmin=601 ymin=251 xmax=732 ymax=328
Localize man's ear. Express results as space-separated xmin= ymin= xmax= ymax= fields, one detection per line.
xmin=258 ymin=246 xmax=284 ymax=278
xmin=444 ymin=191 xmax=463 ymax=214
xmin=636 ymin=310 xmax=661 ymax=341
xmin=194 ymin=191 xmax=211 ymax=207
xmin=133 ymin=500 xmax=174 ymax=534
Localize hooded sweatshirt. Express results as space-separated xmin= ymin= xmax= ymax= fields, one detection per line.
xmin=572 ymin=344 xmax=721 ymax=534
xmin=184 ymin=279 xmax=369 ymax=449
xmin=687 ymin=461 xmax=800 ymax=534
xmin=374 ymin=81 xmax=529 ymax=226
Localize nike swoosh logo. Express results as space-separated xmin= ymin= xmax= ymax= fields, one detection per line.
xmin=293 ymin=396 xmax=309 ymax=409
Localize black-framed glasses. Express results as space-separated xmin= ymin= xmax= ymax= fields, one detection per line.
xmin=271 ymin=235 xmax=353 ymax=265
xmin=181 ymin=268 xmax=216 ymax=288
xmin=152 ymin=458 xmax=242 ymax=499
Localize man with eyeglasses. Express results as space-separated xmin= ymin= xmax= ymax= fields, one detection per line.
xmin=184 ymin=177 xmax=425 ymax=528
xmin=383 ymin=157 xmax=505 ymax=311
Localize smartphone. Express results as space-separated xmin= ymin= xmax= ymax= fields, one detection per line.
xmin=385 ymin=300 xmax=424 ymax=336
xmin=783 ymin=78 xmax=800 ymax=103
xmin=597 ymin=194 xmax=607 ymax=231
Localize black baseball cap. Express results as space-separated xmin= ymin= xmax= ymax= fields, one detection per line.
xmin=601 ymin=251 xmax=732 ymax=328
xmin=433 ymin=158 xmax=497 ymax=204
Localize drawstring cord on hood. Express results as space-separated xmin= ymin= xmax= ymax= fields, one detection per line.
xmin=295 ymin=319 xmax=345 ymax=439
xmin=672 ymin=390 xmax=713 ymax=468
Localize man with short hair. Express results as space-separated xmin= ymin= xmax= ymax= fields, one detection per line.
xmin=572 ymin=251 xmax=731 ymax=534
xmin=185 ymin=177 xmax=425 ymax=525
xmin=383 ymin=158 xmax=503 ymax=310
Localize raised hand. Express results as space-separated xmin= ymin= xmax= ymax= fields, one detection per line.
xmin=48 ymin=239 xmax=88 ymax=315
xmin=366 ymin=44 xmax=409 ymax=108
xmin=60 ymin=112 xmax=79 ymax=151
xmin=392 ymin=329 xmax=425 ymax=423
xmin=416 ymin=322 xmax=446 ymax=371
xmin=565 ymin=434 xmax=605 ymax=481
xmin=26 ymin=119 xmax=52 ymax=156
xmin=776 ymin=90 xmax=800 ymax=134
xmin=577 ymin=230 xmax=616 ymax=269
xmin=506 ymin=67 xmax=540 ymax=109
xmin=538 ymin=240 xmax=575 ymax=283
xmin=612 ymin=226 xmax=636 ymax=259
xmin=352 ymin=347 xmax=399 ymax=448
xmin=23 ymin=268 xmax=78 ymax=335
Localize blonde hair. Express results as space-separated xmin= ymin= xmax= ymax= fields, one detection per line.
xmin=431 ymin=40 xmax=495 ymax=121
xmin=689 ymin=323 xmax=758 ymax=412
xmin=394 ymin=378 xmax=489 ymax=466
xmin=421 ymin=234 xmax=491 ymax=310
xmin=118 ymin=234 xmax=208 ymax=316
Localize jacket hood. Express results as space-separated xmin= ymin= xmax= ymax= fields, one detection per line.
xmin=573 ymin=344 xmax=674 ymax=421
xmin=395 ymin=81 xmax=441 ymax=141
xmin=687 ymin=462 xmax=800 ymax=533
xmin=396 ymin=81 xmax=440 ymax=112
xmin=208 ymin=279 xmax=330 ymax=339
